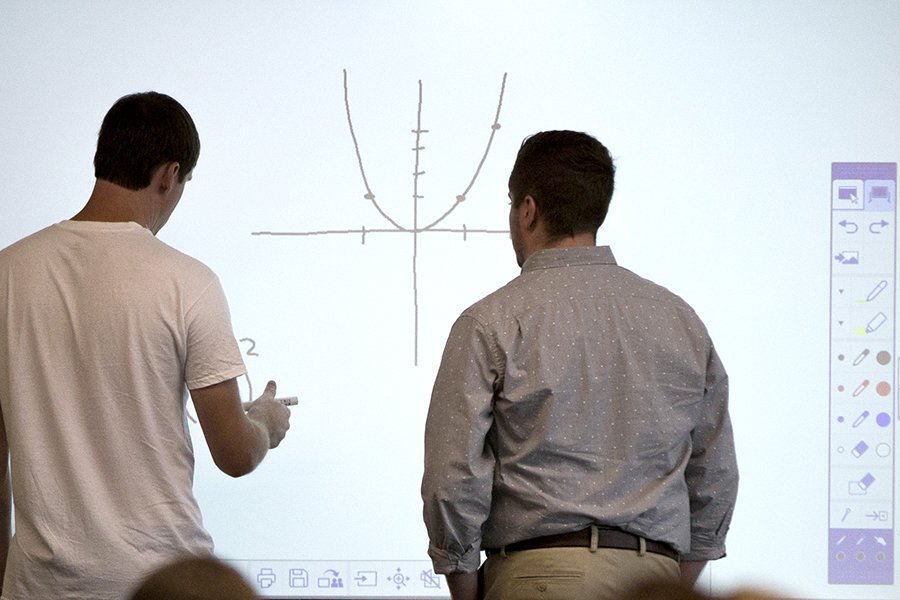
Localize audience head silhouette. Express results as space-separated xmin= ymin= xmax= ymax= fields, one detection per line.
xmin=129 ymin=556 xmax=258 ymax=600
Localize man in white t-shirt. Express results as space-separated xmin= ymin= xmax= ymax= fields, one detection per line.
xmin=0 ymin=92 xmax=292 ymax=599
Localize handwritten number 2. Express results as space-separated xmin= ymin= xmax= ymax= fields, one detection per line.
xmin=239 ymin=337 xmax=259 ymax=357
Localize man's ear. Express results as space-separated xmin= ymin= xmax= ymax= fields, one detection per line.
xmin=522 ymin=195 xmax=540 ymax=231
xmin=156 ymin=162 xmax=181 ymax=193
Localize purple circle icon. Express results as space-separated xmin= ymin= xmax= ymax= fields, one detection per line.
xmin=876 ymin=412 xmax=891 ymax=427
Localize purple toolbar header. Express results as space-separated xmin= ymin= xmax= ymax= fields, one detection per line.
xmin=832 ymin=163 xmax=897 ymax=181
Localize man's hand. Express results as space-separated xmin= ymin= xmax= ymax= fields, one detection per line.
xmin=680 ymin=560 xmax=707 ymax=587
xmin=446 ymin=571 xmax=481 ymax=600
xmin=245 ymin=380 xmax=291 ymax=448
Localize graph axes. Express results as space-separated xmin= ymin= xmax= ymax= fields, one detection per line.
xmin=253 ymin=70 xmax=509 ymax=365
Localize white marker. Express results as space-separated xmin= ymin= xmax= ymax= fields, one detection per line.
xmin=242 ymin=396 xmax=299 ymax=410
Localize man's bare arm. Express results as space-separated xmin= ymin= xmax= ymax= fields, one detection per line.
xmin=191 ymin=378 xmax=290 ymax=477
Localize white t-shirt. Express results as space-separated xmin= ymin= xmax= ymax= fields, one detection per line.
xmin=0 ymin=221 xmax=246 ymax=599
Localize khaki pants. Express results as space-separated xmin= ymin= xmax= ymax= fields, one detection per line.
xmin=482 ymin=546 xmax=679 ymax=600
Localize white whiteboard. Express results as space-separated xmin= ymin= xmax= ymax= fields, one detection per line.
xmin=1 ymin=2 xmax=899 ymax=598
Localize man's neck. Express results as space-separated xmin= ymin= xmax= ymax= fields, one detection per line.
xmin=72 ymin=179 xmax=155 ymax=231
xmin=518 ymin=231 xmax=597 ymax=266
xmin=543 ymin=232 xmax=597 ymax=250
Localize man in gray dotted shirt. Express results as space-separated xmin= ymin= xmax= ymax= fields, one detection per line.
xmin=421 ymin=130 xmax=738 ymax=600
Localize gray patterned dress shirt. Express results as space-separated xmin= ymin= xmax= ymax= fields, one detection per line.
xmin=422 ymin=246 xmax=738 ymax=574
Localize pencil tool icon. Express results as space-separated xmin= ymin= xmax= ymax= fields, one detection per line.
xmin=866 ymin=280 xmax=888 ymax=302
xmin=852 ymin=349 xmax=870 ymax=365
xmin=852 ymin=410 xmax=870 ymax=427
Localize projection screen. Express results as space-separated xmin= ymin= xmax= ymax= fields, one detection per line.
xmin=1 ymin=2 xmax=898 ymax=598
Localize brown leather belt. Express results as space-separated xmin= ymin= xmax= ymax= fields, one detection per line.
xmin=485 ymin=527 xmax=678 ymax=561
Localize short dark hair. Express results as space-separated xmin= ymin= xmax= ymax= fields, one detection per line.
xmin=508 ymin=130 xmax=615 ymax=239
xmin=93 ymin=92 xmax=200 ymax=190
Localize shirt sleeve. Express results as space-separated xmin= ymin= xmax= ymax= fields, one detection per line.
xmin=183 ymin=276 xmax=247 ymax=390
xmin=421 ymin=314 xmax=500 ymax=574
xmin=682 ymin=344 xmax=739 ymax=561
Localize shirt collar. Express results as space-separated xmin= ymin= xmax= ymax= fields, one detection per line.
xmin=520 ymin=246 xmax=617 ymax=273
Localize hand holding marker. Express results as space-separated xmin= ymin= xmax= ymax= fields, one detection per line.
xmin=242 ymin=396 xmax=298 ymax=410
xmin=244 ymin=380 xmax=293 ymax=449
xmin=240 ymin=373 xmax=299 ymax=410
